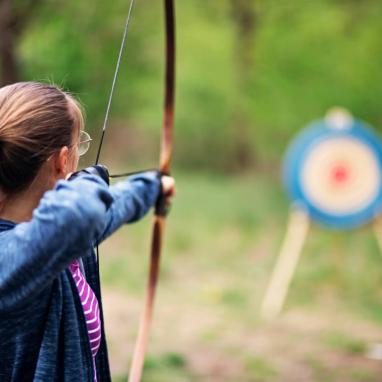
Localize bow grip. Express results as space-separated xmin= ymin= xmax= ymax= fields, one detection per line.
xmin=155 ymin=171 xmax=171 ymax=217
xmin=155 ymin=192 xmax=171 ymax=217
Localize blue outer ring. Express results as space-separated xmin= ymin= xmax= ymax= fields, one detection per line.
xmin=283 ymin=119 xmax=382 ymax=230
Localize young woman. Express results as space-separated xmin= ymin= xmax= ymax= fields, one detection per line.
xmin=0 ymin=81 xmax=175 ymax=382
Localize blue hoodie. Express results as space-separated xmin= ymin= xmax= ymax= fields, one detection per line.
xmin=0 ymin=171 xmax=161 ymax=382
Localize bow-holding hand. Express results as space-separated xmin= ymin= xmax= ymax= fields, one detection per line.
xmin=161 ymin=175 xmax=176 ymax=198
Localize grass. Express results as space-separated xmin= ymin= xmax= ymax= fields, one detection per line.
xmin=244 ymin=356 xmax=279 ymax=381
xmin=349 ymin=368 xmax=378 ymax=382
xmin=100 ymin=171 xmax=382 ymax=381
xmin=321 ymin=331 xmax=366 ymax=355
xmin=306 ymin=357 xmax=336 ymax=382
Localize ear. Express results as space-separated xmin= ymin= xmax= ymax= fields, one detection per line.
xmin=52 ymin=146 xmax=70 ymax=179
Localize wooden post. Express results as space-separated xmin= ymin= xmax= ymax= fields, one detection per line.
xmin=261 ymin=208 xmax=309 ymax=320
xmin=372 ymin=215 xmax=382 ymax=257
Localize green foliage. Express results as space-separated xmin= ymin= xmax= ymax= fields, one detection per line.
xmin=13 ymin=0 xmax=382 ymax=170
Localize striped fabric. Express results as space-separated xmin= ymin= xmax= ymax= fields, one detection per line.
xmin=69 ymin=260 xmax=101 ymax=381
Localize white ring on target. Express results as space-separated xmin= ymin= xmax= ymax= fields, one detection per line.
xmin=300 ymin=137 xmax=381 ymax=215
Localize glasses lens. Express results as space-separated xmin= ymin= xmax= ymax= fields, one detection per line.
xmin=78 ymin=131 xmax=92 ymax=156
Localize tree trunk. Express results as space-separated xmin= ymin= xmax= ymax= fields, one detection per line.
xmin=230 ymin=0 xmax=257 ymax=170
xmin=0 ymin=0 xmax=19 ymax=85
xmin=0 ymin=0 xmax=43 ymax=86
xmin=0 ymin=28 xmax=19 ymax=86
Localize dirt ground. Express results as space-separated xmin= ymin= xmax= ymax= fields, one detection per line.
xmin=103 ymin=287 xmax=382 ymax=382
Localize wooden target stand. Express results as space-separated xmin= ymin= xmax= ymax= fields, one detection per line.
xmin=261 ymin=108 xmax=382 ymax=320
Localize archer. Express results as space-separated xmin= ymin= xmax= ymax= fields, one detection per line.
xmin=0 ymin=82 xmax=175 ymax=381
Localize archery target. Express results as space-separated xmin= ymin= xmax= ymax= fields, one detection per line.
xmin=283 ymin=117 xmax=382 ymax=229
xmin=301 ymin=137 xmax=381 ymax=215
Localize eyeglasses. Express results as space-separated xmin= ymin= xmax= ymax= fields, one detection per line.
xmin=78 ymin=131 xmax=92 ymax=156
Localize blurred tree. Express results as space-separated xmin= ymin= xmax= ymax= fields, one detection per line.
xmin=230 ymin=0 xmax=257 ymax=170
xmin=2 ymin=0 xmax=382 ymax=171
xmin=0 ymin=0 xmax=42 ymax=86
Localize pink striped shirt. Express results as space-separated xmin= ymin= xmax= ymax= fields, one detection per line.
xmin=69 ymin=260 xmax=101 ymax=381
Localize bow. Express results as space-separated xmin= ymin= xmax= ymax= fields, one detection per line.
xmin=128 ymin=1 xmax=175 ymax=380
xmin=93 ymin=1 xmax=176 ymax=381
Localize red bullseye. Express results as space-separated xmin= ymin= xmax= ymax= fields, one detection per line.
xmin=331 ymin=164 xmax=350 ymax=184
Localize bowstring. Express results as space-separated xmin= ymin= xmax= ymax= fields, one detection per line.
xmin=95 ymin=0 xmax=135 ymax=263
xmin=95 ymin=0 xmax=136 ymax=165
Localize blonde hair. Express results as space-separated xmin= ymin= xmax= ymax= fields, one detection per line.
xmin=0 ymin=82 xmax=84 ymax=193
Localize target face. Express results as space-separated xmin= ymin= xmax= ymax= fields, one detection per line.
xmin=284 ymin=118 xmax=382 ymax=229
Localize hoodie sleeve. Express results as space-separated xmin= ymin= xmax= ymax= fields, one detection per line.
xmin=95 ymin=170 xmax=161 ymax=244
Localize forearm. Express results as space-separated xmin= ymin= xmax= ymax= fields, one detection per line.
xmin=96 ymin=171 xmax=161 ymax=243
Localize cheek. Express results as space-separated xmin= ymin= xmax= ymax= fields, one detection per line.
xmin=68 ymin=150 xmax=79 ymax=172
